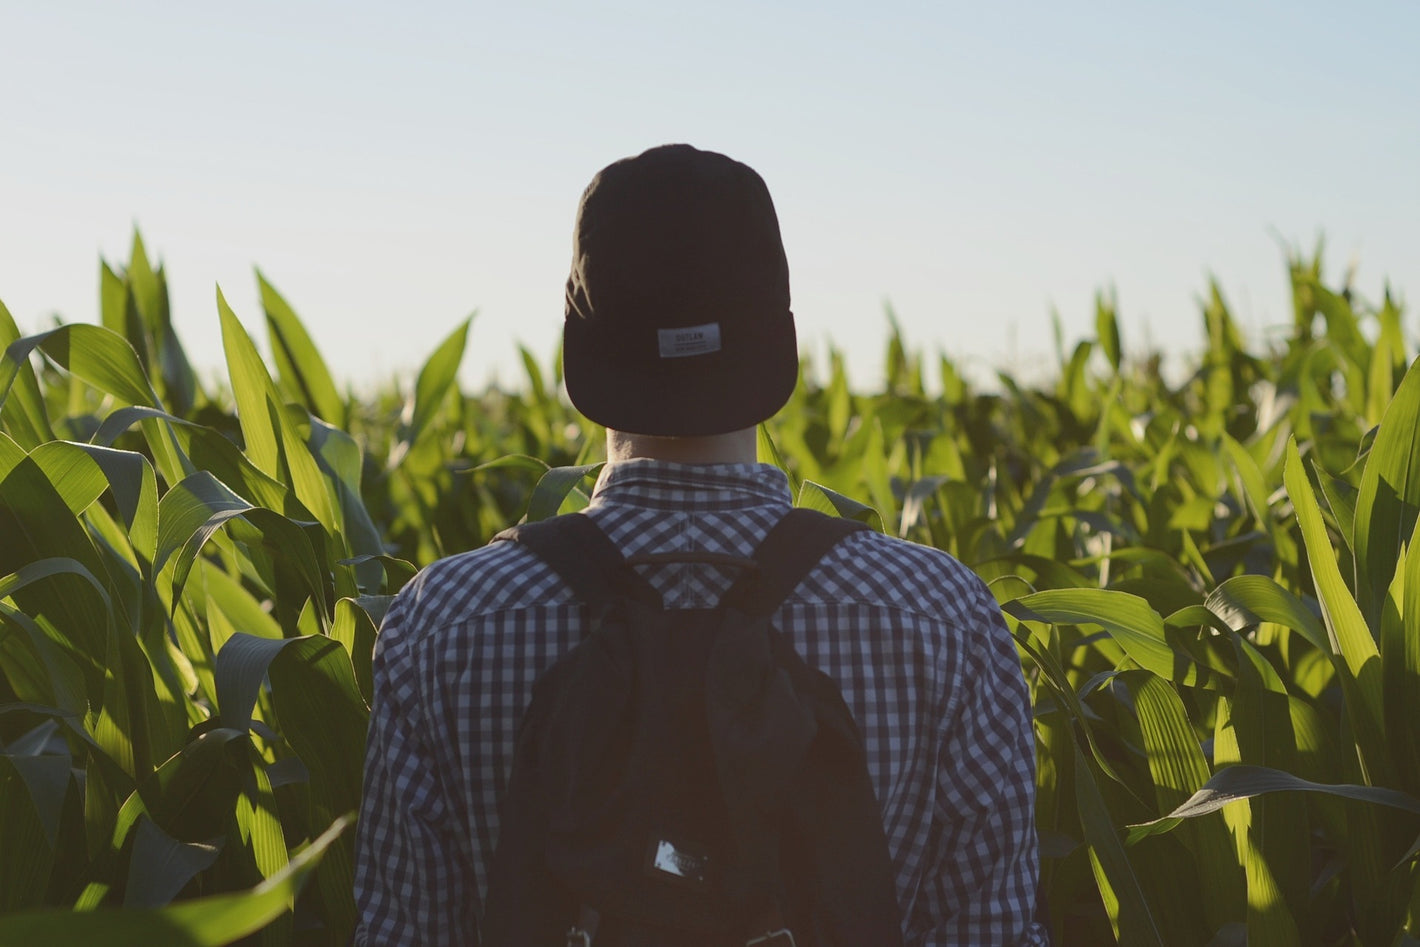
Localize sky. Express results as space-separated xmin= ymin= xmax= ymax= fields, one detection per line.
xmin=3 ymin=1 xmax=1417 ymax=394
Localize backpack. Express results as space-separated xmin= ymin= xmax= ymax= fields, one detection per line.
xmin=481 ymin=508 xmax=904 ymax=947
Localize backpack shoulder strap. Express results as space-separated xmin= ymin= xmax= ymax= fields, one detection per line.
xmin=494 ymin=513 xmax=659 ymax=611
xmin=726 ymin=509 xmax=869 ymax=616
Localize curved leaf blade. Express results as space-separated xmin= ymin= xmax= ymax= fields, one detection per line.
xmin=0 ymin=815 xmax=351 ymax=947
xmin=1354 ymin=356 xmax=1420 ymax=627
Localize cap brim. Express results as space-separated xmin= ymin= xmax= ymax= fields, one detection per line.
xmin=563 ymin=316 xmax=798 ymax=436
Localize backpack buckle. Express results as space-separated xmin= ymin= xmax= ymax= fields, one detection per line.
xmin=746 ymin=930 xmax=796 ymax=947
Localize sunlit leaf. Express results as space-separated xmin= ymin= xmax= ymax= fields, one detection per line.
xmin=258 ymin=271 xmax=345 ymax=427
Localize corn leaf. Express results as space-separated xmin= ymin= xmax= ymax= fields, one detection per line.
xmin=1132 ymin=764 xmax=1420 ymax=828
xmin=29 ymin=442 xmax=158 ymax=565
xmin=525 ymin=463 xmax=602 ymax=522
xmin=0 ymin=754 xmax=61 ymax=911
xmin=1283 ymin=438 xmax=1389 ymax=783
xmin=217 ymin=289 xmax=337 ymax=534
xmin=798 ymin=479 xmax=883 ymax=530
xmin=1073 ymin=740 xmax=1165 ymax=946
xmin=1124 ymin=672 xmax=1243 ymax=930
xmin=0 ymin=300 xmax=55 ymax=449
xmin=1006 ymin=589 xmax=1205 ymax=685
xmin=1353 ymin=356 xmax=1420 ymax=629
xmin=258 ymin=272 xmax=344 ymax=427
xmin=406 ymin=317 xmax=470 ymax=448
xmin=122 ymin=816 xmax=222 ymax=908
xmin=1 ymin=324 xmax=158 ymax=412
xmin=0 ymin=815 xmax=350 ymax=946
xmin=1204 ymin=575 xmax=1328 ymax=655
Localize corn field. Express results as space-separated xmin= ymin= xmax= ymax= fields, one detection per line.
xmin=1 ymin=233 xmax=1418 ymax=946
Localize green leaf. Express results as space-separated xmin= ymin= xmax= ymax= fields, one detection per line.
xmin=330 ymin=598 xmax=378 ymax=703
xmin=308 ymin=415 xmax=383 ymax=590
xmin=215 ymin=634 xmax=368 ymax=845
xmin=525 ymin=463 xmax=603 ymax=523
xmin=0 ymin=814 xmax=351 ymax=947
xmin=1006 ymin=589 xmax=1207 ymax=686
xmin=156 ymin=471 xmax=327 ymax=622
xmin=0 ymin=300 xmax=55 ymax=449
xmin=155 ymin=472 xmax=259 ymax=601
xmin=1073 ymin=741 xmax=1166 ymax=946
xmin=234 ymin=757 xmax=289 ymax=938
xmin=90 ymin=405 xmax=204 ymax=449
xmin=217 ymin=289 xmax=281 ymax=477
xmin=266 ymin=637 xmax=368 ymax=813
xmin=201 ymin=562 xmax=283 ymax=645
xmin=407 ymin=317 xmax=470 ymax=448
xmin=266 ymin=638 xmax=367 ymax=939
xmin=213 ymin=633 xmax=298 ymax=732
xmin=1354 ymin=356 xmax=1420 ymax=629
xmin=1241 ymin=822 xmax=1301 ymax=947
xmin=0 ymin=432 xmax=23 ymax=480
xmin=0 ymin=324 xmax=159 ymax=413
xmin=1096 ymin=290 xmax=1122 ymax=372
xmin=1384 ymin=524 xmax=1420 ymax=794
xmin=756 ymin=422 xmax=790 ymax=477
xmin=258 ymin=271 xmax=345 ymax=427
xmin=0 ymin=754 xmax=61 ymax=911
xmin=798 ymin=479 xmax=884 ymax=531
xmin=122 ymin=816 xmax=222 ymax=908
xmin=1313 ymin=462 xmax=1359 ymax=553
xmin=29 ymin=441 xmax=159 ymax=564
xmin=93 ymin=605 xmax=161 ymax=781
xmin=0 ymin=458 xmax=115 ymax=689
xmin=217 ymin=289 xmax=338 ymax=534
xmin=1283 ymin=438 xmax=1388 ymax=782
xmin=1204 ymin=575 xmax=1329 ymax=655
xmin=1 ymin=752 xmax=69 ymax=851
xmin=336 ymin=555 xmax=417 ymax=596
xmin=0 ymin=600 xmax=87 ymax=714
xmin=1220 ymin=434 xmax=1273 ymax=532
xmin=1124 ymin=672 xmax=1243 ymax=929
xmin=1132 ymin=764 xmax=1420 ymax=829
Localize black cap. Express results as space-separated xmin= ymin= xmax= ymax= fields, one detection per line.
xmin=563 ymin=144 xmax=797 ymax=436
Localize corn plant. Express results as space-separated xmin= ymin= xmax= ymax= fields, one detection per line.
xmin=1 ymin=230 xmax=1417 ymax=945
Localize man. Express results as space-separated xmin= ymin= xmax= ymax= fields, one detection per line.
xmin=354 ymin=144 xmax=1046 ymax=945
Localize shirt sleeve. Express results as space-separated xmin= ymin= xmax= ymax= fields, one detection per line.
xmin=354 ymin=592 xmax=478 ymax=946
xmin=906 ymin=583 xmax=1050 ymax=946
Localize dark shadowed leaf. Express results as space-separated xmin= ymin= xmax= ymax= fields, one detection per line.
xmin=1130 ymin=764 xmax=1420 ymax=840
xmin=0 ymin=814 xmax=350 ymax=947
xmin=123 ymin=816 xmax=222 ymax=908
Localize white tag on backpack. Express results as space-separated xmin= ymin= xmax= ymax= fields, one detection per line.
xmin=651 ymin=839 xmax=709 ymax=883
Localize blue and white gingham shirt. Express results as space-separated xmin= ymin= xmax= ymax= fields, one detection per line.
xmin=355 ymin=460 xmax=1046 ymax=946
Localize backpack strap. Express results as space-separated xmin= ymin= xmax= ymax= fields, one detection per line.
xmin=494 ymin=513 xmax=660 ymax=612
xmin=726 ymin=509 xmax=870 ymax=617
xmin=498 ymin=508 xmax=867 ymax=616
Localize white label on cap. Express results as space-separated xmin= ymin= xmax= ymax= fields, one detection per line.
xmin=658 ymin=322 xmax=722 ymax=358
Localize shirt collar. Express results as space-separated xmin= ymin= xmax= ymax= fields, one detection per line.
xmin=588 ymin=459 xmax=793 ymax=513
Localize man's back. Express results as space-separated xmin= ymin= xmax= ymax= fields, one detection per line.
xmin=355 ymin=459 xmax=1046 ymax=945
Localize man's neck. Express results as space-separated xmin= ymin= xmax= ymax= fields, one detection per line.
xmin=605 ymin=427 xmax=759 ymax=465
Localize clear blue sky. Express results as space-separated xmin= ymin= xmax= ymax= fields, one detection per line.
xmin=4 ymin=1 xmax=1417 ymax=391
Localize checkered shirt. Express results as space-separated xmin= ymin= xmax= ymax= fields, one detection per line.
xmin=355 ymin=460 xmax=1046 ymax=946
